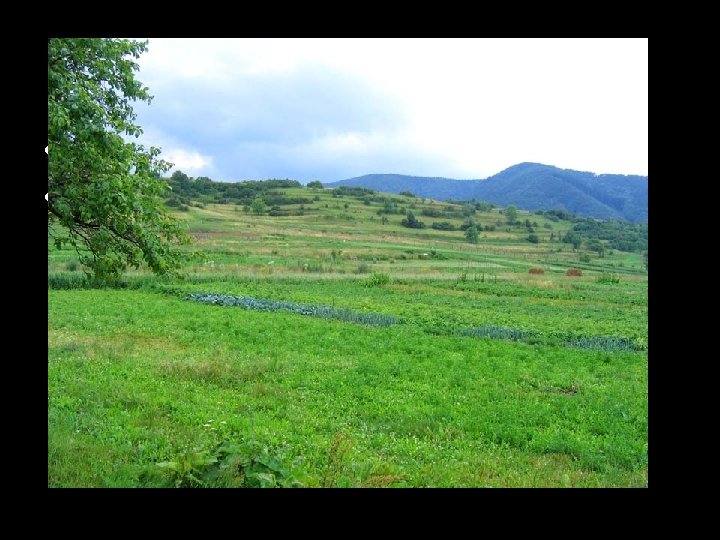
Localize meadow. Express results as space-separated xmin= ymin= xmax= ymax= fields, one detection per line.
xmin=48 ymin=186 xmax=647 ymax=487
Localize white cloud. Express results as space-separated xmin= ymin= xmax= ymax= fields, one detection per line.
xmin=163 ymin=149 xmax=212 ymax=173
xmin=136 ymin=38 xmax=648 ymax=180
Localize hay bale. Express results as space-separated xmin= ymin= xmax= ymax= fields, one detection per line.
xmin=566 ymin=268 xmax=583 ymax=277
xmin=528 ymin=267 xmax=545 ymax=275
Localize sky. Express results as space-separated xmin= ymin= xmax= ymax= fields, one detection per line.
xmin=133 ymin=38 xmax=648 ymax=182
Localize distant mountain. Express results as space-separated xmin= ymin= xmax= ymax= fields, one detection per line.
xmin=326 ymin=163 xmax=648 ymax=222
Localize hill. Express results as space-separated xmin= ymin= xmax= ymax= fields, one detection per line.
xmin=327 ymin=163 xmax=648 ymax=222
xmin=49 ymin=180 xmax=648 ymax=488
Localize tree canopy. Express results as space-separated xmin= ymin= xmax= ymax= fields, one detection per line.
xmin=48 ymin=38 xmax=188 ymax=279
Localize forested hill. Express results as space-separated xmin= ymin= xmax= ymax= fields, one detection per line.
xmin=327 ymin=163 xmax=648 ymax=222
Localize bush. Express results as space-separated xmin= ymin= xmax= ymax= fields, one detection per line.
xmin=431 ymin=221 xmax=456 ymax=231
xmin=401 ymin=211 xmax=426 ymax=229
xmin=465 ymin=226 xmax=479 ymax=244
xmin=528 ymin=267 xmax=545 ymax=275
xmin=565 ymin=268 xmax=583 ymax=277
xmin=355 ymin=262 xmax=371 ymax=274
xmin=421 ymin=208 xmax=444 ymax=218
xmin=65 ymin=260 xmax=79 ymax=272
xmin=596 ymin=272 xmax=620 ymax=284
xmin=365 ymin=272 xmax=391 ymax=287
xmin=527 ymin=233 xmax=539 ymax=243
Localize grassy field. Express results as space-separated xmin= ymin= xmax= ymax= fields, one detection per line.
xmin=48 ymin=187 xmax=647 ymax=487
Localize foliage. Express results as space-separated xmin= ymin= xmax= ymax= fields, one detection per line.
xmin=334 ymin=186 xmax=377 ymax=197
xmin=167 ymin=174 xmax=307 ymax=206
xmin=355 ymin=262 xmax=371 ymax=274
xmin=380 ymin=199 xmax=400 ymax=215
xmin=155 ymin=440 xmax=304 ymax=488
xmin=563 ymin=231 xmax=583 ymax=250
xmin=185 ymin=293 xmax=399 ymax=326
xmin=474 ymin=201 xmax=494 ymax=212
xmin=596 ymin=272 xmax=621 ymax=284
xmin=459 ymin=325 xmax=530 ymax=341
xmin=569 ymin=218 xmax=647 ymax=253
xmin=464 ymin=226 xmax=479 ymax=243
xmin=401 ymin=211 xmax=426 ymax=229
xmin=48 ymin=38 xmax=188 ymax=280
xmin=156 ymin=448 xmax=219 ymax=487
xmin=527 ymin=233 xmax=539 ymax=243
xmin=504 ymin=204 xmax=518 ymax=223
xmin=431 ymin=221 xmax=457 ymax=231
xmin=421 ymin=207 xmax=444 ymax=218
xmin=564 ymin=336 xmax=639 ymax=352
xmin=460 ymin=217 xmax=481 ymax=231
xmin=365 ymin=272 xmax=391 ymax=287
xmin=587 ymin=238 xmax=605 ymax=256
xmin=307 ymin=180 xmax=324 ymax=189
xmin=250 ymin=197 xmax=267 ymax=215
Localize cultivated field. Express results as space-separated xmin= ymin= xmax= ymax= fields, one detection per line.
xmin=48 ymin=187 xmax=648 ymax=487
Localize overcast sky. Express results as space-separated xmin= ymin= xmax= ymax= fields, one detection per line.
xmin=133 ymin=38 xmax=648 ymax=182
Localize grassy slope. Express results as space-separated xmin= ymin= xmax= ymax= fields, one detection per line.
xmin=48 ymin=187 xmax=648 ymax=487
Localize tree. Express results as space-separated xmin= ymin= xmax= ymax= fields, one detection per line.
xmin=307 ymin=180 xmax=324 ymax=189
xmin=527 ymin=233 xmax=539 ymax=244
xmin=588 ymin=239 xmax=605 ymax=256
xmin=382 ymin=199 xmax=396 ymax=214
xmin=563 ymin=231 xmax=582 ymax=250
xmin=465 ymin=226 xmax=479 ymax=244
xmin=250 ymin=197 xmax=267 ymax=214
xmin=48 ymin=38 xmax=187 ymax=279
xmin=505 ymin=205 xmax=518 ymax=224
xmin=401 ymin=211 xmax=425 ymax=229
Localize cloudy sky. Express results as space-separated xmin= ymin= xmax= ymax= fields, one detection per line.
xmin=133 ymin=38 xmax=648 ymax=182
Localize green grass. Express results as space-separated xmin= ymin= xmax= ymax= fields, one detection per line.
xmin=48 ymin=186 xmax=647 ymax=487
xmin=49 ymin=289 xmax=646 ymax=487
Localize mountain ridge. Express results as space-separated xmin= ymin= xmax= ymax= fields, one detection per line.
xmin=325 ymin=162 xmax=648 ymax=222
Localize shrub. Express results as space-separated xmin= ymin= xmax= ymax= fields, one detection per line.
xmin=565 ymin=268 xmax=583 ymax=277
xmin=528 ymin=267 xmax=545 ymax=275
xmin=431 ymin=221 xmax=456 ymax=231
xmin=421 ymin=208 xmax=444 ymax=218
xmin=401 ymin=211 xmax=426 ymax=229
xmin=154 ymin=440 xmax=305 ymax=488
xmin=527 ymin=233 xmax=539 ymax=243
xmin=65 ymin=260 xmax=79 ymax=272
xmin=465 ymin=226 xmax=479 ymax=244
xmin=596 ymin=272 xmax=620 ymax=284
xmin=365 ymin=272 xmax=391 ymax=287
xmin=355 ymin=262 xmax=371 ymax=274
